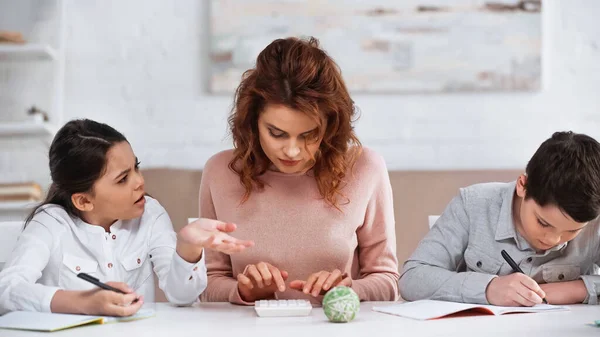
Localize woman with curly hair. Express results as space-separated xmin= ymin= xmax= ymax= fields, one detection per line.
xmin=199 ymin=36 xmax=399 ymax=305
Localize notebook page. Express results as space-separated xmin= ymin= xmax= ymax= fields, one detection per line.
xmin=373 ymin=300 xmax=570 ymax=320
xmin=373 ymin=300 xmax=483 ymax=320
xmin=0 ymin=311 xmax=103 ymax=332
xmin=482 ymin=303 xmax=570 ymax=315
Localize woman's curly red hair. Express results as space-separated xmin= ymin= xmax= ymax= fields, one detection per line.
xmin=228 ymin=36 xmax=361 ymax=208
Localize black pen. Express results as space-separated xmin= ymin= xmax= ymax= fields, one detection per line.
xmin=77 ymin=273 xmax=139 ymax=303
xmin=500 ymin=250 xmax=548 ymax=304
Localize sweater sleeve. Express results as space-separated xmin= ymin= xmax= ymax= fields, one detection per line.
xmin=351 ymin=151 xmax=400 ymax=301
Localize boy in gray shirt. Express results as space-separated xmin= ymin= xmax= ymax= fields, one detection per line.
xmin=399 ymin=131 xmax=600 ymax=306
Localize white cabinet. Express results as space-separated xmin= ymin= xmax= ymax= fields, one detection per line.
xmin=0 ymin=0 xmax=66 ymax=220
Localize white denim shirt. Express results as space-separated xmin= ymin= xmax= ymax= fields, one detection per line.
xmin=400 ymin=181 xmax=600 ymax=305
xmin=0 ymin=196 xmax=207 ymax=315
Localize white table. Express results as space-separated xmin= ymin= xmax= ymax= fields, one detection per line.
xmin=3 ymin=302 xmax=600 ymax=337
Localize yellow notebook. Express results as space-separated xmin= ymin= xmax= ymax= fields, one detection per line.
xmin=0 ymin=309 xmax=155 ymax=332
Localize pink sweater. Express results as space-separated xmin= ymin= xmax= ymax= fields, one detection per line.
xmin=198 ymin=147 xmax=399 ymax=305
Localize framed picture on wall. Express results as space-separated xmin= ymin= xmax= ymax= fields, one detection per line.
xmin=209 ymin=0 xmax=542 ymax=94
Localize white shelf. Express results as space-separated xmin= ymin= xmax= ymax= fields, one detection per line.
xmin=0 ymin=122 xmax=57 ymax=137
xmin=0 ymin=44 xmax=57 ymax=61
xmin=0 ymin=201 xmax=37 ymax=211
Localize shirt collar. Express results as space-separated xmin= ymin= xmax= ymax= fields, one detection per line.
xmin=494 ymin=181 xmax=519 ymax=241
xmin=76 ymin=217 xmax=122 ymax=234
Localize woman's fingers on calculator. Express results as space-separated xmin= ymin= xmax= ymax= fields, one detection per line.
xmin=246 ymin=265 xmax=264 ymax=288
xmin=269 ymin=265 xmax=287 ymax=292
xmin=257 ymin=262 xmax=273 ymax=286
xmin=237 ymin=263 xmax=289 ymax=302
xmin=241 ymin=262 xmax=287 ymax=290
xmin=237 ymin=273 xmax=254 ymax=290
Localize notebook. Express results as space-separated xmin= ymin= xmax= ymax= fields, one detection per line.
xmin=0 ymin=308 xmax=155 ymax=332
xmin=372 ymin=300 xmax=569 ymax=320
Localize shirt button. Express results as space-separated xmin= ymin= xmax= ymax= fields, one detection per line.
xmin=527 ymin=257 xmax=533 ymax=263
xmin=75 ymin=266 xmax=81 ymax=271
xmin=149 ymin=254 xmax=153 ymax=258
xmin=112 ymin=234 xmax=116 ymax=240
xmin=193 ymin=266 xmax=198 ymax=271
xmin=558 ymin=273 xmax=565 ymax=280
xmin=188 ymin=276 xmax=193 ymax=281
xmin=108 ymin=263 xmax=113 ymax=269
xmin=476 ymin=261 xmax=482 ymax=268
xmin=137 ymin=258 xmax=141 ymax=265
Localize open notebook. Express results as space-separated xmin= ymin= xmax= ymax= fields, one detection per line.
xmin=373 ymin=300 xmax=569 ymax=320
xmin=0 ymin=308 xmax=155 ymax=332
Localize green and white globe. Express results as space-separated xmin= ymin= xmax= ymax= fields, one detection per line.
xmin=322 ymin=286 xmax=360 ymax=323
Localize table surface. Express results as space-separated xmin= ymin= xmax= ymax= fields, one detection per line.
xmin=3 ymin=301 xmax=600 ymax=337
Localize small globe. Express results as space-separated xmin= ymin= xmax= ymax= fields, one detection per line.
xmin=322 ymin=286 xmax=360 ymax=323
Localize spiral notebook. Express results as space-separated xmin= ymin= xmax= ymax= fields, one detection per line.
xmin=0 ymin=308 xmax=155 ymax=332
xmin=373 ymin=300 xmax=569 ymax=320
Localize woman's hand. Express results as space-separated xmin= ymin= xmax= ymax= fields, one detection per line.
xmin=237 ymin=262 xmax=288 ymax=302
xmin=289 ymin=269 xmax=351 ymax=297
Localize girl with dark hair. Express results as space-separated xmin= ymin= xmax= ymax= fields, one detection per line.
xmin=0 ymin=119 xmax=252 ymax=316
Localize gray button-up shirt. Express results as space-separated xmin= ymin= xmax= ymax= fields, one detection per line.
xmin=399 ymin=181 xmax=600 ymax=305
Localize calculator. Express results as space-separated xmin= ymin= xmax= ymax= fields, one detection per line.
xmin=254 ymin=299 xmax=313 ymax=317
